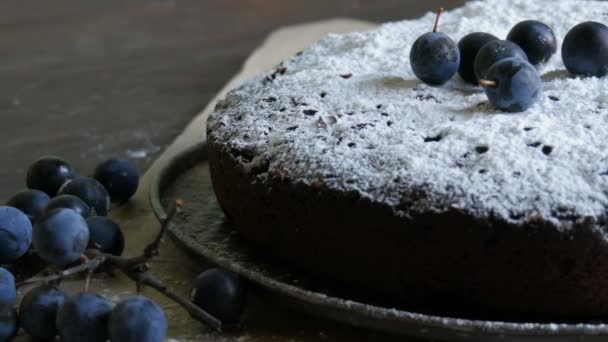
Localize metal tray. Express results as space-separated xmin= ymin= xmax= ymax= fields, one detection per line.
xmin=149 ymin=142 xmax=608 ymax=341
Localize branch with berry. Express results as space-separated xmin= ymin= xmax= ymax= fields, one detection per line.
xmin=0 ymin=156 xmax=245 ymax=341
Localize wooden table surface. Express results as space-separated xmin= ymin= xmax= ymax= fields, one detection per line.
xmin=1 ymin=1 xmax=466 ymax=340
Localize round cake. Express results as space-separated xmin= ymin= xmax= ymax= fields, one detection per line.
xmin=207 ymin=0 xmax=608 ymax=320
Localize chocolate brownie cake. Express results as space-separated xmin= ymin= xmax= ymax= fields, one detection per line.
xmin=207 ymin=0 xmax=608 ymax=320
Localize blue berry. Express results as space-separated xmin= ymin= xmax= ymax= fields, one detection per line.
xmin=6 ymin=189 xmax=50 ymax=222
xmin=109 ymin=296 xmax=167 ymax=342
xmin=19 ymin=284 xmax=67 ymax=339
xmin=0 ymin=206 xmax=32 ymax=264
xmin=474 ymin=40 xmax=528 ymax=81
xmin=192 ymin=268 xmax=246 ymax=324
xmin=457 ymin=32 xmax=498 ymax=84
xmin=57 ymin=177 xmax=110 ymax=216
xmin=85 ymin=217 xmax=125 ymax=256
xmin=562 ymin=21 xmax=608 ymax=77
xmin=507 ymin=20 xmax=557 ymax=66
xmin=410 ymin=8 xmax=460 ymax=86
xmin=33 ymin=208 xmax=89 ymax=266
xmin=26 ymin=156 xmax=75 ymax=197
xmin=0 ymin=307 xmax=17 ymax=341
xmin=94 ymin=158 xmax=140 ymax=204
xmin=480 ymin=58 xmax=541 ymax=112
xmin=56 ymin=293 xmax=113 ymax=342
xmin=44 ymin=194 xmax=91 ymax=218
xmin=0 ymin=268 xmax=15 ymax=307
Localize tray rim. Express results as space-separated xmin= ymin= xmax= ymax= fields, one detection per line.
xmin=149 ymin=142 xmax=608 ymax=340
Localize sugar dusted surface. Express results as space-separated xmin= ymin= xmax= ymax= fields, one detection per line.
xmin=207 ymin=0 xmax=608 ymax=228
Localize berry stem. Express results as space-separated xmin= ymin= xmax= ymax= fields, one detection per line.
xmin=144 ymin=198 xmax=183 ymax=259
xmin=80 ymin=254 xmax=92 ymax=292
xmin=131 ymin=270 xmax=223 ymax=332
xmin=479 ymin=79 xmax=497 ymax=87
xmin=433 ymin=8 xmax=445 ymax=33
xmin=84 ymin=271 xmax=92 ymax=292
xmin=17 ymin=256 xmax=106 ymax=288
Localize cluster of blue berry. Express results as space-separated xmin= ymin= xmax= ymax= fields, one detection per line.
xmin=410 ymin=9 xmax=608 ymax=112
xmin=0 ymin=156 xmax=246 ymax=340
xmin=4 ymin=157 xmax=139 ymax=268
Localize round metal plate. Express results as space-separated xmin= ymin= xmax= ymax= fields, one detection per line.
xmin=150 ymin=143 xmax=608 ymax=341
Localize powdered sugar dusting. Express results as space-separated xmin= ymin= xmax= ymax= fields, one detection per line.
xmin=207 ymin=0 xmax=608 ymax=230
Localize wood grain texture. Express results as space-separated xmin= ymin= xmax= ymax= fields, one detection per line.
xmin=0 ymin=0 xmax=464 ymax=199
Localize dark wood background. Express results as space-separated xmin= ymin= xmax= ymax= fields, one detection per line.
xmin=0 ymin=0 xmax=465 ymax=199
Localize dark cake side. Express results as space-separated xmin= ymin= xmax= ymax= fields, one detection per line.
xmin=208 ymin=134 xmax=608 ymax=321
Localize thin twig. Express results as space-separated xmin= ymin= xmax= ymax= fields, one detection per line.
xmin=144 ymin=198 xmax=183 ymax=258
xmin=84 ymin=271 xmax=92 ymax=292
xmin=134 ymin=271 xmax=223 ymax=332
xmin=81 ymin=255 xmax=92 ymax=292
xmin=479 ymin=79 xmax=497 ymax=87
xmin=17 ymin=256 xmax=106 ymax=288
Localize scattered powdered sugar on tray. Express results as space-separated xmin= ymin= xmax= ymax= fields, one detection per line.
xmin=207 ymin=0 xmax=608 ymax=230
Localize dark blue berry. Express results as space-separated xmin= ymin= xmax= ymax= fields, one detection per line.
xmin=481 ymin=58 xmax=541 ymax=112
xmin=19 ymin=284 xmax=67 ymax=339
xmin=474 ymin=40 xmax=528 ymax=81
xmin=0 ymin=307 xmax=17 ymax=341
xmin=410 ymin=8 xmax=460 ymax=86
xmin=33 ymin=208 xmax=89 ymax=266
xmin=56 ymin=293 xmax=113 ymax=342
xmin=507 ymin=20 xmax=557 ymax=66
xmin=109 ymin=296 xmax=167 ymax=342
xmin=85 ymin=216 xmax=125 ymax=256
xmin=57 ymin=177 xmax=110 ymax=216
xmin=0 ymin=268 xmax=15 ymax=307
xmin=6 ymin=189 xmax=50 ymax=222
xmin=94 ymin=158 xmax=139 ymax=204
xmin=562 ymin=21 xmax=608 ymax=77
xmin=26 ymin=156 xmax=75 ymax=197
xmin=45 ymin=194 xmax=92 ymax=218
xmin=457 ymin=32 xmax=498 ymax=84
xmin=0 ymin=206 xmax=32 ymax=264
xmin=192 ymin=268 xmax=246 ymax=324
